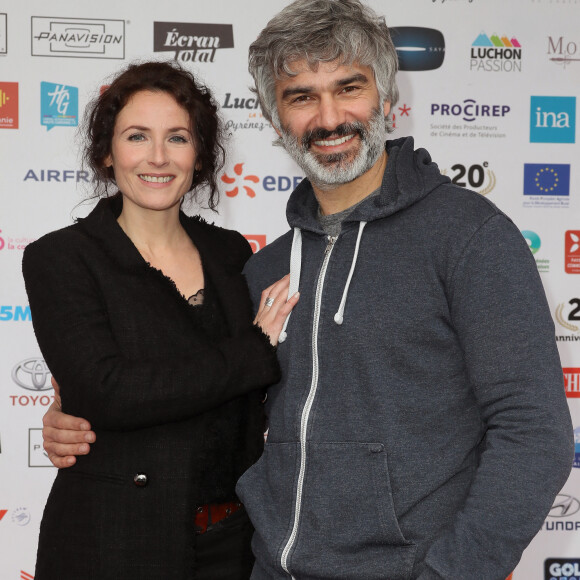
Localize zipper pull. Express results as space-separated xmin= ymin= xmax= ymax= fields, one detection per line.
xmin=325 ymin=235 xmax=338 ymax=255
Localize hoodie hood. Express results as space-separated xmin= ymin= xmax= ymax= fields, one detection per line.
xmin=286 ymin=136 xmax=451 ymax=232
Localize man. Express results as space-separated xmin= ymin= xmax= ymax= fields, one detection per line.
xmin=43 ymin=1 xmax=573 ymax=578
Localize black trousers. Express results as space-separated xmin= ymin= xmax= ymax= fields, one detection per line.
xmin=194 ymin=506 xmax=255 ymax=579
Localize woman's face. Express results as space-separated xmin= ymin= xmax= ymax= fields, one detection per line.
xmin=105 ymin=90 xmax=199 ymax=214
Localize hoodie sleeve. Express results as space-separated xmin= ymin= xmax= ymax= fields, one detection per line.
xmin=418 ymin=213 xmax=573 ymax=580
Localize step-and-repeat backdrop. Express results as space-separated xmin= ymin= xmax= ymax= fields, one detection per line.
xmin=1 ymin=0 xmax=579 ymax=578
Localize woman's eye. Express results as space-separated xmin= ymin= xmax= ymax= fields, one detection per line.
xmin=170 ymin=135 xmax=188 ymax=143
xmin=127 ymin=133 xmax=145 ymax=141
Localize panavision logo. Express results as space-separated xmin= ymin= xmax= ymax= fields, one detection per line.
xmin=31 ymin=17 xmax=125 ymax=59
xmin=153 ymin=22 xmax=233 ymax=63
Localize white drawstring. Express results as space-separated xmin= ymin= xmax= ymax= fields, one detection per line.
xmin=279 ymin=227 xmax=302 ymax=343
xmin=334 ymin=221 xmax=367 ymax=325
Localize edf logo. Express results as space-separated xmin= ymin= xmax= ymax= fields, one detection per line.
xmin=530 ymin=96 xmax=576 ymax=143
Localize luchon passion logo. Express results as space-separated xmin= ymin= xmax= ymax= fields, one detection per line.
xmin=470 ymin=31 xmax=522 ymax=72
xmin=153 ymin=22 xmax=233 ymax=64
xmin=390 ymin=27 xmax=445 ymax=71
xmin=31 ymin=17 xmax=125 ymax=59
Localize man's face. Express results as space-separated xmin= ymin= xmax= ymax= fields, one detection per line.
xmin=274 ymin=60 xmax=390 ymax=189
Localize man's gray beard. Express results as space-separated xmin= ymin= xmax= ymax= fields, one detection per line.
xmin=279 ymin=107 xmax=387 ymax=190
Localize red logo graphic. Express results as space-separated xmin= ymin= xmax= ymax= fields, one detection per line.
xmin=563 ymin=367 xmax=580 ymax=398
xmin=392 ymin=103 xmax=411 ymax=129
xmin=0 ymin=82 xmax=19 ymax=129
xmin=221 ymin=163 xmax=260 ymax=198
xmin=565 ymin=231 xmax=580 ymax=274
xmin=21 ymin=572 xmax=34 ymax=580
xmin=0 ymin=509 xmax=7 ymax=521
xmin=244 ymin=235 xmax=267 ymax=253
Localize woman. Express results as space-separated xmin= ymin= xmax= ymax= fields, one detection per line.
xmin=22 ymin=61 xmax=297 ymax=580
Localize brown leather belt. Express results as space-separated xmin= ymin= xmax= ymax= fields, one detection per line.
xmin=194 ymin=501 xmax=242 ymax=534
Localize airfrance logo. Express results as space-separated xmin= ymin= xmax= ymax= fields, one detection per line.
xmin=153 ymin=22 xmax=234 ymax=63
xmin=31 ymin=17 xmax=125 ymax=59
xmin=41 ymin=81 xmax=78 ymax=130
xmin=530 ymin=96 xmax=576 ymax=143
xmin=390 ymin=27 xmax=445 ymax=71
xmin=470 ymin=32 xmax=522 ymax=72
xmin=0 ymin=13 xmax=6 ymax=55
xmin=545 ymin=559 xmax=580 ymax=579
xmin=0 ymin=81 xmax=18 ymax=129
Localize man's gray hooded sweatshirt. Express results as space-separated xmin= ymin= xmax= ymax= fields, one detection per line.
xmin=237 ymin=137 xmax=573 ymax=580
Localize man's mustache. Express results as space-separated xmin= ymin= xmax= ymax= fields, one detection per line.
xmin=302 ymin=122 xmax=366 ymax=148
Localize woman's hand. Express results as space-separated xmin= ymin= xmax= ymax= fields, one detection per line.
xmin=254 ymin=274 xmax=299 ymax=346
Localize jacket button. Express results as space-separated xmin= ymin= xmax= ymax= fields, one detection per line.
xmin=370 ymin=444 xmax=383 ymax=453
xmin=133 ymin=473 xmax=148 ymax=487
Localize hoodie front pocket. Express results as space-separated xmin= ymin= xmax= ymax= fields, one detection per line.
xmin=290 ymin=441 xmax=417 ymax=580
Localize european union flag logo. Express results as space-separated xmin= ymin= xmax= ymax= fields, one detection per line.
xmin=523 ymin=164 xmax=570 ymax=196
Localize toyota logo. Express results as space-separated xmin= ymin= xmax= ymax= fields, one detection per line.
xmin=12 ymin=358 xmax=52 ymax=391
xmin=549 ymin=494 xmax=580 ymax=518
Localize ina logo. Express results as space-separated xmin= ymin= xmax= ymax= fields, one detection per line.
xmin=530 ymin=96 xmax=576 ymax=143
xmin=41 ymin=81 xmax=78 ymax=131
xmin=521 ymin=230 xmax=541 ymax=254
xmin=221 ymin=163 xmax=259 ymax=198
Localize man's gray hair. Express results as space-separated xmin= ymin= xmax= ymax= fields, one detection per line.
xmin=248 ymin=0 xmax=399 ymax=132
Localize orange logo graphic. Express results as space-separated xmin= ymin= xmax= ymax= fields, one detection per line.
xmin=244 ymin=235 xmax=267 ymax=253
xmin=221 ymin=163 xmax=260 ymax=198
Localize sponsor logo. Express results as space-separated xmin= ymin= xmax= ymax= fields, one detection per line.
xmin=153 ymin=22 xmax=234 ymax=63
xmin=31 ymin=17 xmax=124 ymax=59
xmin=0 ymin=229 xmax=36 ymax=251
xmin=575 ymin=426 xmax=580 ymax=469
xmin=549 ymin=494 xmax=580 ymax=517
xmin=430 ymin=99 xmax=509 ymax=139
xmin=566 ymin=231 xmax=580 ymax=274
xmin=12 ymin=358 xmax=52 ymax=391
xmin=21 ymin=572 xmax=34 ymax=580
xmin=392 ymin=103 xmax=412 ymax=131
xmin=11 ymin=507 xmax=31 ymax=526
xmin=390 ymin=27 xmax=445 ymax=71
xmin=221 ymin=163 xmax=304 ymax=198
xmin=0 ymin=306 xmax=31 ymax=322
xmin=0 ymin=81 xmax=18 ymax=129
xmin=0 ymin=13 xmax=6 ymax=55
xmin=23 ymin=169 xmax=91 ymax=182
xmin=41 ymin=81 xmax=78 ymax=130
xmin=222 ymin=92 xmax=268 ymax=133
xmin=470 ymin=32 xmax=522 ymax=72
xmin=523 ymin=163 xmax=570 ymax=209
xmin=521 ymin=230 xmax=549 ymax=273
xmin=555 ymin=299 xmax=580 ymax=339
xmin=545 ymin=559 xmax=580 ymax=578
xmin=441 ymin=162 xmax=496 ymax=196
xmin=29 ymin=428 xmax=53 ymax=467
xmin=0 ymin=509 xmax=7 ymax=521
xmin=244 ymin=235 xmax=267 ymax=253
xmin=530 ymin=96 xmax=576 ymax=143
xmin=548 ymin=35 xmax=580 ymax=68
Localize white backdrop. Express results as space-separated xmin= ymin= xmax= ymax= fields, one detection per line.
xmin=1 ymin=1 xmax=579 ymax=578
